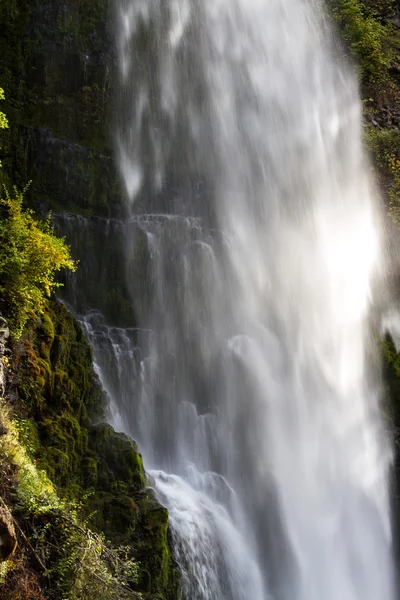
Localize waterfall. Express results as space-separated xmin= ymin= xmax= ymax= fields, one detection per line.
xmin=65 ymin=0 xmax=397 ymax=598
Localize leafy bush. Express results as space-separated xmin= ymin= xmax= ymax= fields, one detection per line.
xmin=328 ymin=0 xmax=391 ymax=83
xmin=0 ymin=187 xmax=76 ymax=337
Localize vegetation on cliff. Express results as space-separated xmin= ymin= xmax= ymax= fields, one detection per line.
xmin=0 ymin=87 xmax=8 ymax=168
xmin=0 ymin=300 xmax=180 ymax=599
xmin=0 ymin=397 xmax=140 ymax=600
xmin=0 ymin=189 xmax=76 ymax=338
xmin=0 ymin=98 xmax=179 ymax=600
xmin=328 ymin=0 xmax=391 ymax=82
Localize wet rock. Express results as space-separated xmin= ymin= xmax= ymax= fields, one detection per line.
xmin=0 ymin=504 xmax=17 ymax=561
xmin=0 ymin=318 xmax=9 ymax=340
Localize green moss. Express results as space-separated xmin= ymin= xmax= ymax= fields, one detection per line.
xmin=133 ymin=490 xmax=181 ymax=599
xmin=44 ymin=446 xmax=71 ymax=480
xmin=86 ymin=493 xmax=139 ymax=540
xmin=89 ymin=424 xmax=146 ymax=491
xmin=82 ymin=456 xmax=98 ymax=488
xmin=41 ymin=311 xmax=55 ymax=339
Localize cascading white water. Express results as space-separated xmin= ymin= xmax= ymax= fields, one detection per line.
xmin=110 ymin=0 xmax=397 ymax=598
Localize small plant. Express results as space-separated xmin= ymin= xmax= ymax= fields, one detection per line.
xmin=0 ymin=88 xmax=7 ymax=131
xmin=0 ymin=560 xmax=12 ymax=585
xmin=0 ymin=186 xmax=77 ymax=338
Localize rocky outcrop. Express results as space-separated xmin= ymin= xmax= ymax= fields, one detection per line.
xmin=0 ymin=504 xmax=16 ymax=561
xmin=1 ymin=300 xmax=180 ymax=599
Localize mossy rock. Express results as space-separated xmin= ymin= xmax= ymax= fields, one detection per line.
xmin=82 ymin=455 xmax=98 ymax=488
xmin=133 ymin=489 xmax=181 ymax=599
xmin=89 ymin=423 xmax=146 ymax=491
xmin=13 ymin=298 xmax=181 ymax=598
xmin=85 ymin=491 xmax=139 ymax=540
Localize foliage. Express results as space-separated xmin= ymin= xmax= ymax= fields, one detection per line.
xmin=327 ymin=0 xmax=391 ymax=83
xmin=0 ymin=561 xmax=13 ymax=585
xmin=9 ymin=304 xmax=179 ymax=598
xmin=0 ymin=88 xmax=7 ymax=131
xmin=0 ymin=187 xmax=76 ymax=337
xmin=0 ymin=558 xmax=46 ymax=600
xmin=0 ymin=398 xmax=59 ymax=510
xmin=363 ymin=0 xmax=397 ymax=19
xmin=45 ymin=518 xmax=140 ymax=600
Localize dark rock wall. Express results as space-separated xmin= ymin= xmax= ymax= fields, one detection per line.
xmin=0 ymin=0 xmax=124 ymax=217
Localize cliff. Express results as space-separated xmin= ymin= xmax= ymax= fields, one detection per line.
xmin=0 ymin=301 xmax=180 ymax=599
xmin=0 ymin=2 xmax=181 ymax=596
xmin=0 ymin=0 xmax=122 ymax=218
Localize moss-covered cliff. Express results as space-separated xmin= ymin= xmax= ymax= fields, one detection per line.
xmin=0 ymin=301 xmax=180 ymax=599
xmin=0 ymin=3 xmax=182 ymax=594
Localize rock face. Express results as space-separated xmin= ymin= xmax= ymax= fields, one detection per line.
xmin=0 ymin=504 xmax=17 ymax=561
xmin=12 ymin=300 xmax=180 ymax=599
xmin=0 ymin=0 xmax=124 ymax=218
xmin=0 ymin=0 xmax=134 ymax=325
xmin=0 ymin=1 xmax=182 ymax=597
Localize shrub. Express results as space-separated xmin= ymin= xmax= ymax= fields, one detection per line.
xmin=327 ymin=0 xmax=391 ymax=83
xmin=0 ymin=187 xmax=76 ymax=337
